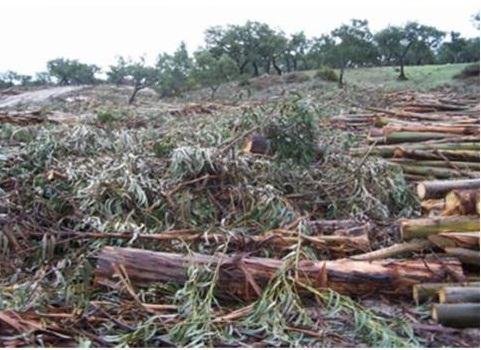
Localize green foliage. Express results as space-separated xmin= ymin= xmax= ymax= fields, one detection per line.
xmin=107 ymin=57 xmax=159 ymax=103
xmin=153 ymin=137 xmax=176 ymax=158
xmin=205 ymin=21 xmax=288 ymax=77
xmin=155 ymin=42 xmax=194 ymax=97
xmin=47 ymin=58 xmax=100 ymax=85
xmin=375 ymin=22 xmax=445 ymax=79
xmin=193 ymin=50 xmax=238 ymax=98
xmin=437 ymin=32 xmax=480 ymax=64
xmin=168 ymin=146 xmax=217 ymax=180
xmin=169 ymin=257 xmax=222 ymax=347
xmin=329 ymin=19 xmax=379 ymax=69
xmin=96 ymin=109 xmax=124 ymax=123
xmin=239 ymin=262 xmax=314 ymax=347
xmin=315 ymin=65 xmax=339 ymax=82
xmin=299 ymin=283 xmax=420 ymax=347
xmin=265 ymin=99 xmax=319 ymax=164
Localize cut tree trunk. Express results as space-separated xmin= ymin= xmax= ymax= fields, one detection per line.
xmin=395 ymin=164 xmax=478 ymax=180
xmin=443 ymin=189 xmax=480 ymax=216
xmin=354 ymin=142 xmax=480 ymax=158
xmin=242 ymin=134 xmax=270 ymax=154
xmin=389 ymin=160 xmax=479 ymax=171
xmin=416 ymin=179 xmax=480 ymax=200
xmin=369 ymin=131 xmax=461 ymax=145
xmin=393 ymin=148 xmax=479 ymax=162
xmin=400 ymin=215 xmax=480 ymax=240
xmin=431 ymin=303 xmax=480 ymax=328
xmin=421 ymin=199 xmax=445 ymax=215
xmin=350 ymin=239 xmax=433 ymax=261
xmin=384 ymin=124 xmax=479 ymax=135
xmin=438 ymin=287 xmax=480 ymax=303
xmin=413 ymin=282 xmax=480 ymax=304
xmin=94 ymin=246 xmax=464 ymax=300
xmin=429 ymin=232 xmax=480 ymax=250
xmin=444 ymin=247 xmax=480 ymax=266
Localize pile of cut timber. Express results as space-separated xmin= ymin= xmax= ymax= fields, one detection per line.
xmin=401 ymin=178 xmax=480 ymax=328
xmin=346 ymin=92 xmax=480 ymax=181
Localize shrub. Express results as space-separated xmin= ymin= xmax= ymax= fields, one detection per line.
xmin=265 ymin=99 xmax=319 ymax=165
xmin=97 ymin=109 xmax=122 ymax=123
xmin=315 ymin=66 xmax=339 ymax=82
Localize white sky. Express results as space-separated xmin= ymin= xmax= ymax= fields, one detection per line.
xmin=1 ymin=0 xmax=479 ymax=75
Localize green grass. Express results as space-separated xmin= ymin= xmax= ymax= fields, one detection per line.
xmin=340 ymin=63 xmax=475 ymax=91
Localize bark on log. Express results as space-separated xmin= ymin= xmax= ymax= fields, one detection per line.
xmin=395 ymin=164 xmax=478 ymax=180
xmin=444 ymin=247 xmax=480 ymax=266
xmin=400 ymin=216 xmax=480 ymax=240
xmin=389 ymin=159 xmax=479 ymax=171
xmin=413 ymin=282 xmax=480 ymax=304
xmin=431 ymin=303 xmax=480 ymax=328
xmin=392 ymin=148 xmax=479 ymax=162
xmin=355 ymin=142 xmax=480 ymax=158
xmin=429 ymin=232 xmax=480 ymax=250
xmin=350 ymin=239 xmax=434 ymax=261
xmin=94 ymin=246 xmax=464 ymax=300
xmin=307 ymin=219 xmax=364 ymax=234
xmin=416 ymin=179 xmax=480 ymax=200
xmin=443 ymin=189 xmax=480 ymax=216
xmin=384 ymin=124 xmax=479 ymax=135
xmin=438 ymin=287 xmax=480 ymax=303
xmin=368 ymin=131 xmax=461 ymax=145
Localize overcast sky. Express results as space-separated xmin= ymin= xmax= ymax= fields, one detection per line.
xmin=1 ymin=0 xmax=479 ymax=75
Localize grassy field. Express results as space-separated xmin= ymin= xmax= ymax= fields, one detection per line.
xmin=337 ymin=62 xmax=477 ymax=91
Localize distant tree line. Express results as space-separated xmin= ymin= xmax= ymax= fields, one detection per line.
xmin=1 ymin=17 xmax=479 ymax=102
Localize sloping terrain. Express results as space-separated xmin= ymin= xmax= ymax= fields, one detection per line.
xmin=0 ymin=64 xmax=479 ymax=347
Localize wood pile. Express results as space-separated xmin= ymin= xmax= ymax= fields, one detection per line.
xmin=341 ymin=92 xmax=480 ymax=181
xmin=331 ymin=92 xmax=480 ymax=328
xmin=399 ymin=178 xmax=480 ymax=328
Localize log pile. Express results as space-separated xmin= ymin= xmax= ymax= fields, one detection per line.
xmin=399 ymin=178 xmax=480 ymax=328
xmin=334 ymin=92 xmax=480 ymax=329
xmin=345 ymin=92 xmax=480 ymax=181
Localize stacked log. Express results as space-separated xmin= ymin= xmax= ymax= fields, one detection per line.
xmin=402 ymin=178 xmax=480 ymax=328
xmin=347 ymin=93 xmax=480 ymax=181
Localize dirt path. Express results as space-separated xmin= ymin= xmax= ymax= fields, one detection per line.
xmin=0 ymin=86 xmax=86 ymax=108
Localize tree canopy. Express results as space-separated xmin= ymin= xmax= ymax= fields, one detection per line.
xmin=375 ymin=22 xmax=445 ymax=80
xmin=1 ymin=18 xmax=478 ymax=94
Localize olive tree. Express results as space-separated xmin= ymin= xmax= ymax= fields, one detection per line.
xmin=375 ymin=22 xmax=444 ymax=80
xmin=192 ymin=50 xmax=238 ymax=99
xmin=47 ymin=58 xmax=100 ymax=85
xmin=107 ymin=57 xmax=158 ymax=104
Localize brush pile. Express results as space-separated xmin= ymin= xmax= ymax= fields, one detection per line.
xmin=0 ymin=89 xmax=479 ymax=347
